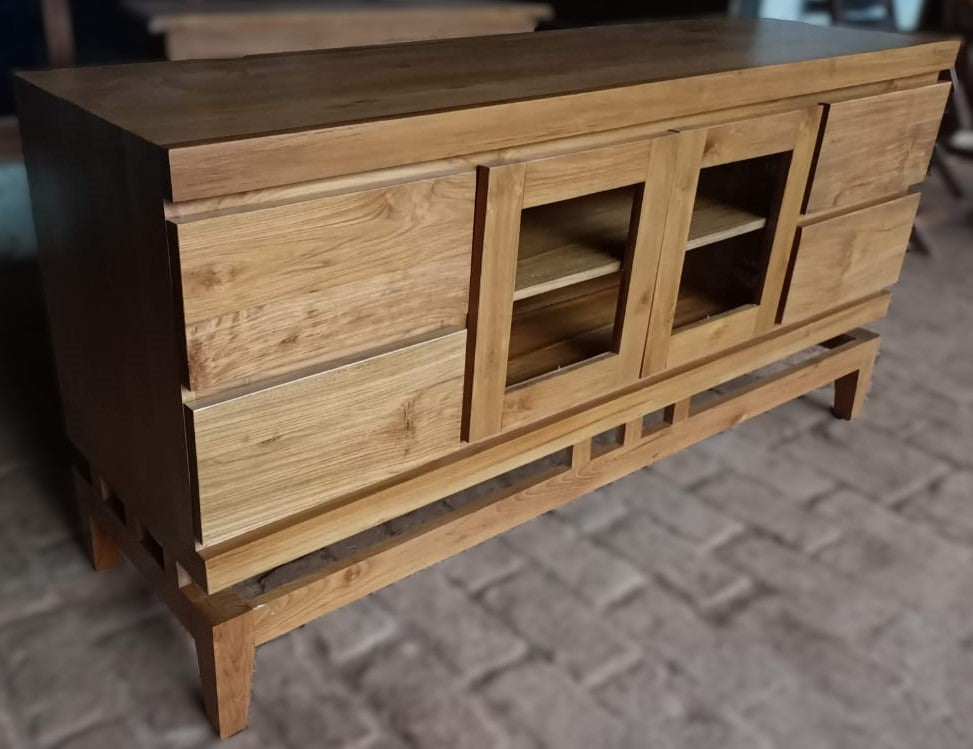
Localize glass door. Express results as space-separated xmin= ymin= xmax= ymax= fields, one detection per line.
xmin=464 ymin=131 xmax=697 ymax=440
xmin=641 ymin=107 xmax=823 ymax=375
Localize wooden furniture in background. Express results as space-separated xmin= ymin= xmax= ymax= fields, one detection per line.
xmin=125 ymin=0 xmax=553 ymax=59
xmin=16 ymin=19 xmax=957 ymax=739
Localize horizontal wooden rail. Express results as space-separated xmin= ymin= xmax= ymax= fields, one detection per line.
xmin=198 ymin=292 xmax=889 ymax=592
xmin=247 ymin=329 xmax=879 ymax=643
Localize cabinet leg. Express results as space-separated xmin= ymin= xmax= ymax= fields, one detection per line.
xmin=832 ymin=355 xmax=875 ymax=421
xmin=80 ymin=508 xmax=121 ymax=571
xmin=74 ymin=473 xmax=120 ymax=572
xmin=194 ymin=602 xmax=256 ymax=739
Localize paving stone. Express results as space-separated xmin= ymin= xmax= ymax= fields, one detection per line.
xmin=908 ymin=413 xmax=973 ymax=470
xmin=898 ymin=471 xmax=973 ymax=548
xmin=702 ymin=431 xmax=836 ymax=502
xmin=51 ymin=721 xmax=142 ymax=749
xmin=595 ymin=658 xmax=773 ymax=749
xmin=856 ymin=365 xmax=955 ymax=438
xmin=732 ymin=598 xmax=905 ymax=714
xmin=355 ymin=640 xmax=503 ymax=749
xmin=730 ymin=392 xmax=833 ymax=447
xmin=607 ymin=581 xmax=794 ymax=711
xmin=310 ymin=596 xmax=399 ymax=666
xmin=254 ymin=641 xmax=377 ymax=749
xmin=811 ymin=490 xmax=973 ymax=639
xmin=780 ymin=421 xmax=949 ymax=505
xmin=648 ymin=445 xmax=722 ymax=488
xmin=854 ymin=608 xmax=973 ymax=726
xmin=482 ymin=569 xmax=639 ymax=686
xmin=482 ymin=661 xmax=626 ymax=749
xmin=609 ymin=470 xmax=742 ymax=548
xmin=439 ymin=537 xmax=524 ymax=594
xmin=552 ymin=485 xmax=631 ymax=535
xmin=739 ymin=678 xmax=901 ymax=749
xmin=377 ymin=572 xmax=526 ymax=682
xmin=716 ymin=532 xmax=902 ymax=643
xmin=696 ymin=472 xmax=841 ymax=552
xmin=503 ymin=514 xmax=644 ymax=609
xmin=597 ymin=511 xmax=752 ymax=611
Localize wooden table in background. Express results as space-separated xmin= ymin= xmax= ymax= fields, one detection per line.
xmin=125 ymin=0 xmax=553 ymax=59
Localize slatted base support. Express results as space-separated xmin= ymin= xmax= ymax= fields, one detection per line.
xmin=72 ymin=327 xmax=879 ymax=739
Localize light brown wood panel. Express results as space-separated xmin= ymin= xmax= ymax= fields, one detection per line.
xmin=159 ymin=73 xmax=938 ymax=221
xmin=502 ymin=354 xmax=618 ymax=431
xmin=754 ymin=105 xmax=822 ymax=331
xmin=781 ymin=194 xmax=920 ymax=324
xmin=173 ymin=173 xmax=474 ymax=391
xmin=615 ymin=135 xmax=683 ymax=379
xmin=464 ymin=163 xmax=526 ymax=441
xmin=805 ymin=83 xmax=950 ymax=215
xmin=521 ymin=140 xmax=650 ymax=208
xmin=700 ymin=108 xmax=808 ymax=167
xmin=666 ymin=305 xmax=760 ymax=370
xmin=188 ymin=331 xmax=467 ymax=543
xmin=196 ymin=293 xmax=891 ymax=592
xmin=641 ymin=129 xmax=707 ymax=375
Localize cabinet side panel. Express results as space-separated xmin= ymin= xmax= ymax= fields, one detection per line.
xmin=16 ymin=81 xmax=196 ymax=553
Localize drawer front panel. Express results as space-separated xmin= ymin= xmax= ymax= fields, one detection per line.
xmin=188 ymin=331 xmax=467 ymax=543
xmin=173 ymin=172 xmax=475 ymax=390
xmin=805 ymin=83 xmax=949 ymax=214
xmin=781 ymin=194 xmax=919 ymax=324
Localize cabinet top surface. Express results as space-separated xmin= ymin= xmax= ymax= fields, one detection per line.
xmin=18 ymin=18 xmax=955 ymax=149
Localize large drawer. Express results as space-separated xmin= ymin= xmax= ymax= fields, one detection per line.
xmin=186 ymin=330 xmax=467 ymax=543
xmin=781 ymin=194 xmax=919 ymax=324
xmin=804 ymin=83 xmax=949 ymax=215
xmin=171 ymin=172 xmax=475 ymax=390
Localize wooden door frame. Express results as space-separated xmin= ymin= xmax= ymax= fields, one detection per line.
xmin=464 ymin=131 xmax=701 ymax=440
xmin=641 ymin=106 xmax=823 ymax=375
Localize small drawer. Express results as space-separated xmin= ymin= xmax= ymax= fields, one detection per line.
xmin=781 ymin=194 xmax=919 ymax=324
xmin=171 ymin=172 xmax=475 ymax=391
xmin=804 ymin=83 xmax=948 ymax=215
xmin=186 ymin=330 xmax=467 ymax=543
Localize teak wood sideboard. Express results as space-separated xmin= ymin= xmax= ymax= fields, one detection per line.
xmin=16 ymin=18 xmax=959 ymax=738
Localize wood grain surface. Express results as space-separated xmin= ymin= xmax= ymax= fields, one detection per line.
xmin=188 ymin=331 xmax=467 ymax=543
xmin=782 ymin=194 xmax=920 ymax=323
xmin=173 ymin=172 xmax=474 ymax=390
xmin=805 ymin=83 xmax=950 ymax=214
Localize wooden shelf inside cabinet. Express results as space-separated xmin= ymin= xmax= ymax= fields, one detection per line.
xmin=686 ymin=195 xmax=766 ymax=252
xmin=673 ymin=285 xmax=736 ymax=329
xmin=514 ymin=188 xmax=631 ymax=302
xmin=514 ymin=188 xmax=766 ymax=302
xmin=507 ymin=276 xmax=619 ymax=386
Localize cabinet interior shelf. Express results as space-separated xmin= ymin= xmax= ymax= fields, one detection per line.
xmin=507 ymin=276 xmax=619 ymax=387
xmin=514 ymin=187 xmax=767 ymax=302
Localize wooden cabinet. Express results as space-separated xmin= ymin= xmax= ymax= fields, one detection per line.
xmin=16 ymin=19 xmax=957 ymax=740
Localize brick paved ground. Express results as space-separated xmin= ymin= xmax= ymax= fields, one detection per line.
xmin=1 ymin=161 xmax=971 ymax=749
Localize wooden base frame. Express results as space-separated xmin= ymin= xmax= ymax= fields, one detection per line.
xmin=74 ymin=326 xmax=880 ymax=739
